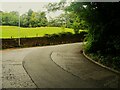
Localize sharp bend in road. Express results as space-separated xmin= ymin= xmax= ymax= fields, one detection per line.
xmin=1 ymin=43 xmax=120 ymax=88
xmin=23 ymin=43 xmax=119 ymax=88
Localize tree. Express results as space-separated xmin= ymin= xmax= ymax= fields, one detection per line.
xmin=47 ymin=1 xmax=88 ymax=34
xmin=0 ymin=11 xmax=3 ymax=25
xmin=38 ymin=12 xmax=48 ymax=27
xmin=2 ymin=11 xmax=19 ymax=26
xmin=9 ymin=11 xmax=19 ymax=26
xmin=20 ymin=13 xmax=29 ymax=27
xmin=27 ymin=9 xmax=33 ymax=27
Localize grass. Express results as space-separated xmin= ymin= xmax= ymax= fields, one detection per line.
xmin=0 ymin=26 xmax=75 ymax=39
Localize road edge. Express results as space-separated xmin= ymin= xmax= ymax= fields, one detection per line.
xmin=50 ymin=51 xmax=81 ymax=79
xmin=82 ymin=50 xmax=120 ymax=75
xmin=22 ymin=60 xmax=38 ymax=88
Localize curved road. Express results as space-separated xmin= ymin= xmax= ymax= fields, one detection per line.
xmin=1 ymin=43 xmax=120 ymax=88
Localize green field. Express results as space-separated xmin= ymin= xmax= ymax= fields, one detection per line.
xmin=0 ymin=26 xmax=74 ymax=39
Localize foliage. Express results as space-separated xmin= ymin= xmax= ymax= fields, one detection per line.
xmin=67 ymin=2 xmax=120 ymax=53
xmin=2 ymin=11 xmax=19 ymax=26
xmin=46 ymin=1 xmax=67 ymax=12
xmin=1 ymin=9 xmax=48 ymax=27
xmin=0 ymin=11 xmax=2 ymax=25
xmin=46 ymin=1 xmax=88 ymax=34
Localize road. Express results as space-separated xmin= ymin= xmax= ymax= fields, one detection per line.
xmin=1 ymin=43 xmax=120 ymax=88
xmin=1 ymin=47 xmax=37 ymax=88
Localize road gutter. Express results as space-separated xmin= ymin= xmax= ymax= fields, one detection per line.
xmin=82 ymin=50 xmax=120 ymax=75
xmin=22 ymin=60 xmax=38 ymax=88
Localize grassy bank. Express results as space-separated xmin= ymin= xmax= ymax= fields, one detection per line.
xmin=1 ymin=26 xmax=75 ymax=38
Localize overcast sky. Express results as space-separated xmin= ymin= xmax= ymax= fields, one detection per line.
xmin=0 ymin=1 xmax=64 ymax=20
xmin=0 ymin=0 xmax=116 ymax=19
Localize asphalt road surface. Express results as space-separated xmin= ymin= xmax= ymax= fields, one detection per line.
xmin=1 ymin=47 xmax=37 ymax=88
xmin=1 ymin=43 xmax=120 ymax=88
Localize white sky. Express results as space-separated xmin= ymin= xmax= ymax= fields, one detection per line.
xmin=0 ymin=1 xmax=64 ymax=20
xmin=0 ymin=0 xmax=62 ymax=2
xmin=0 ymin=0 xmax=118 ymax=19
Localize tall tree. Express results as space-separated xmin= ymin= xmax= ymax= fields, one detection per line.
xmin=47 ymin=1 xmax=88 ymax=33
xmin=0 ymin=11 xmax=3 ymax=25
xmin=2 ymin=11 xmax=19 ymax=26
xmin=20 ymin=13 xmax=29 ymax=27
xmin=27 ymin=9 xmax=33 ymax=27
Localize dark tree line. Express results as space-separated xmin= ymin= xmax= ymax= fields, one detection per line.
xmin=67 ymin=2 xmax=120 ymax=54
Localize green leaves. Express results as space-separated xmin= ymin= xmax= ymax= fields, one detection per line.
xmin=1 ymin=9 xmax=48 ymax=27
xmin=46 ymin=1 xmax=66 ymax=12
xmin=2 ymin=11 xmax=19 ymax=26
